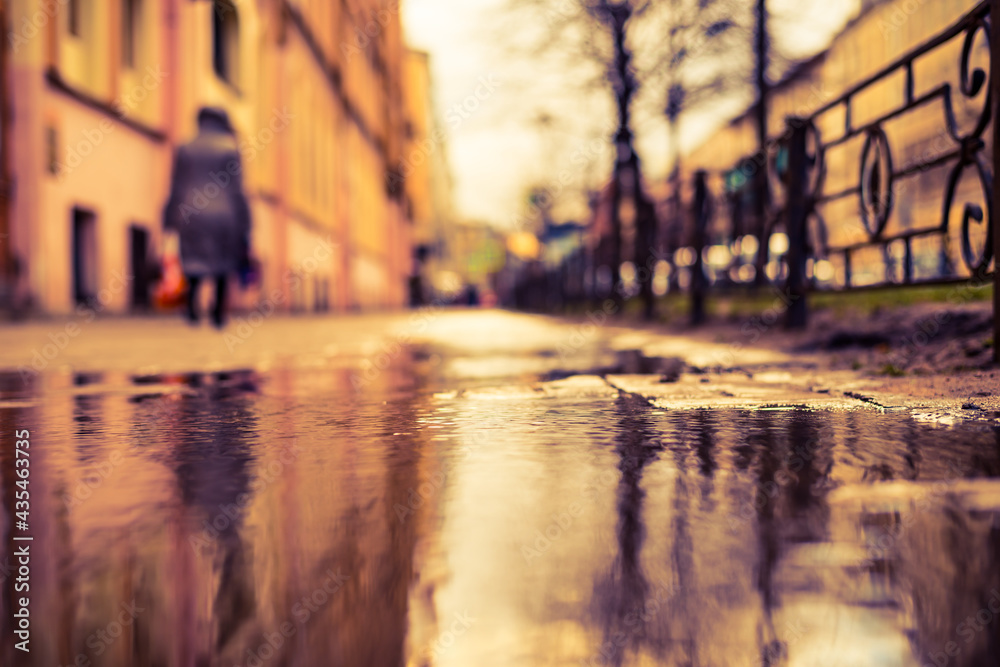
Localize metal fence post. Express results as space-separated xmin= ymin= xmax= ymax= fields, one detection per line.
xmin=691 ymin=170 xmax=708 ymax=326
xmin=785 ymin=118 xmax=809 ymax=329
xmin=992 ymin=0 xmax=1000 ymax=363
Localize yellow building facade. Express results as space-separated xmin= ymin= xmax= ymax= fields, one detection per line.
xmin=4 ymin=0 xmax=428 ymax=315
xmin=679 ymin=0 xmax=987 ymax=284
xmin=686 ymin=0 xmax=983 ymax=169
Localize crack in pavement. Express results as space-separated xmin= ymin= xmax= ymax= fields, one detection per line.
xmin=842 ymin=391 xmax=888 ymax=410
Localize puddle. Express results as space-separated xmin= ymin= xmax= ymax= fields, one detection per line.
xmin=0 ymin=340 xmax=998 ymax=666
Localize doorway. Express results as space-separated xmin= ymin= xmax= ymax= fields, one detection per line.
xmin=72 ymin=208 xmax=97 ymax=306
xmin=129 ymin=224 xmax=151 ymax=310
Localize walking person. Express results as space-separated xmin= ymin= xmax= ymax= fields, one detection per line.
xmin=163 ymin=107 xmax=251 ymax=328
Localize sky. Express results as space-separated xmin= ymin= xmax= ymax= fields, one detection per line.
xmin=401 ymin=0 xmax=861 ymax=230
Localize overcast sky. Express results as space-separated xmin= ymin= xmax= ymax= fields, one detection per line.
xmin=401 ymin=0 xmax=860 ymax=230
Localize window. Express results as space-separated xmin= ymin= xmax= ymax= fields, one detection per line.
xmin=122 ymin=0 xmax=140 ymax=68
xmin=46 ymin=127 xmax=59 ymax=175
xmin=68 ymin=0 xmax=81 ymax=36
xmin=212 ymin=0 xmax=239 ymax=86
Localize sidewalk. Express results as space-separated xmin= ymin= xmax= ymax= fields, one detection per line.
xmin=593 ymin=296 xmax=999 ymax=423
xmin=0 ymin=305 xmax=996 ymax=425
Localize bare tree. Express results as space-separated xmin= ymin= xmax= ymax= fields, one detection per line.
xmin=498 ymin=0 xmax=664 ymax=315
xmin=496 ymin=0 xmax=810 ymax=318
xmin=595 ymin=1 xmax=653 ymax=314
xmin=496 ymin=0 xmax=757 ymax=317
xmin=634 ymin=0 xmax=749 ymax=293
xmin=638 ymin=0 xmax=746 ymax=182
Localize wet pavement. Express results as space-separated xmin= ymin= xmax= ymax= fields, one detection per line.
xmin=1 ymin=310 xmax=999 ymax=666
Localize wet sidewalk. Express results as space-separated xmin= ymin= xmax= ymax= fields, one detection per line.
xmin=0 ymin=309 xmax=999 ymax=666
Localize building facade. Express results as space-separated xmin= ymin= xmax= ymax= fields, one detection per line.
xmin=3 ymin=0 xmax=432 ymax=316
xmin=674 ymin=0 xmax=986 ymax=284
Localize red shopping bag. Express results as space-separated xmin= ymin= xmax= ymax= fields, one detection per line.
xmin=154 ymin=233 xmax=187 ymax=309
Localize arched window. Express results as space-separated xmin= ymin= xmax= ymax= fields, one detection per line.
xmin=212 ymin=0 xmax=239 ymax=86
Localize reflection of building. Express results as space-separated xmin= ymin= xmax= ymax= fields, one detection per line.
xmin=4 ymin=0 xmax=441 ymax=315
xmin=12 ymin=362 xmax=430 ymax=666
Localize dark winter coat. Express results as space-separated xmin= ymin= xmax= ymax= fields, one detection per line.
xmin=163 ymin=125 xmax=250 ymax=277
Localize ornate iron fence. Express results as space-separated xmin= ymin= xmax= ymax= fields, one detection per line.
xmin=669 ymin=0 xmax=998 ymax=357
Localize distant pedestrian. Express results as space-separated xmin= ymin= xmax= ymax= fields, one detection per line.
xmin=163 ymin=107 xmax=251 ymax=327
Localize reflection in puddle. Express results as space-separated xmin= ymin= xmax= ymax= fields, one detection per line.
xmin=0 ymin=359 xmax=998 ymax=667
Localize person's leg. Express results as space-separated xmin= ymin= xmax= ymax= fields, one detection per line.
xmin=211 ymin=275 xmax=227 ymax=328
xmin=186 ymin=275 xmax=201 ymax=323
